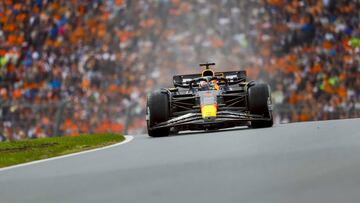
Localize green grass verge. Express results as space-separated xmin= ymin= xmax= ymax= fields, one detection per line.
xmin=0 ymin=133 xmax=125 ymax=168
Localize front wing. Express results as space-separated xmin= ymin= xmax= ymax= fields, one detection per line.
xmin=149 ymin=111 xmax=272 ymax=130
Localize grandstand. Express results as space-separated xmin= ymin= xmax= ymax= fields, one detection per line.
xmin=0 ymin=0 xmax=359 ymax=141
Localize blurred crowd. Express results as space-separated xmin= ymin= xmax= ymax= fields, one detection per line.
xmin=0 ymin=0 xmax=359 ymax=141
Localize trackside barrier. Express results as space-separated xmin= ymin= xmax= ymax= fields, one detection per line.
xmin=0 ymin=102 xmax=358 ymax=141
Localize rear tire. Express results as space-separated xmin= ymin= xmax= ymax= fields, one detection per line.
xmin=147 ymin=91 xmax=170 ymax=137
xmin=248 ymin=84 xmax=273 ymax=128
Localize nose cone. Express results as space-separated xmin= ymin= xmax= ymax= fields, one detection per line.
xmin=201 ymin=105 xmax=217 ymax=120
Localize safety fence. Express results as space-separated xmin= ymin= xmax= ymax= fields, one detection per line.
xmin=273 ymin=103 xmax=359 ymax=124
xmin=0 ymin=101 xmax=359 ymax=141
xmin=0 ymin=100 xmax=130 ymax=141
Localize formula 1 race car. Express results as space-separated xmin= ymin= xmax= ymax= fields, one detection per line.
xmin=146 ymin=63 xmax=273 ymax=137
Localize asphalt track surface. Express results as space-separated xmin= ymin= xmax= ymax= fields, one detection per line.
xmin=1 ymin=119 xmax=360 ymax=203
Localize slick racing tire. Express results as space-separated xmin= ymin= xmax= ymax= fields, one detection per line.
xmin=147 ymin=91 xmax=170 ymax=137
xmin=248 ymin=84 xmax=273 ymax=128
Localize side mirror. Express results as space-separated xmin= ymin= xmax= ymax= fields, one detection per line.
xmin=173 ymin=75 xmax=183 ymax=87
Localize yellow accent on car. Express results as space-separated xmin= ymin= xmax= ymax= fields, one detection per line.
xmin=201 ymin=105 xmax=217 ymax=119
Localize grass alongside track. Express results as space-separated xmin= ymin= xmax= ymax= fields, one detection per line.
xmin=0 ymin=134 xmax=125 ymax=168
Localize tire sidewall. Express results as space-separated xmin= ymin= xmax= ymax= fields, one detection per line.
xmin=146 ymin=91 xmax=170 ymax=136
xmin=248 ymin=83 xmax=273 ymax=128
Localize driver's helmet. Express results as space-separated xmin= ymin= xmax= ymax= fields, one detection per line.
xmin=199 ymin=81 xmax=209 ymax=89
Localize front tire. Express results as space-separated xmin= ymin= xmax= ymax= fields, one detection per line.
xmin=248 ymin=84 xmax=273 ymax=128
xmin=147 ymin=91 xmax=170 ymax=137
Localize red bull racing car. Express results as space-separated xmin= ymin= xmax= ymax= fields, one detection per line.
xmin=146 ymin=63 xmax=273 ymax=137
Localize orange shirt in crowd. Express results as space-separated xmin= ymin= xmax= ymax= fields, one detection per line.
xmin=61 ymin=119 xmax=80 ymax=136
xmin=298 ymin=113 xmax=310 ymax=122
xmin=267 ymin=0 xmax=283 ymax=6
xmin=310 ymin=64 xmax=322 ymax=74
xmin=12 ymin=89 xmax=22 ymax=99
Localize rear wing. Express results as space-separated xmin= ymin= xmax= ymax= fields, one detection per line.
xmin=173 ymin=71 xmax=247 ymax=87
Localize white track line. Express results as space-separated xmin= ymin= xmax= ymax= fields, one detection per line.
xmin=0 ymin=135 xmax=134 ymax=173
